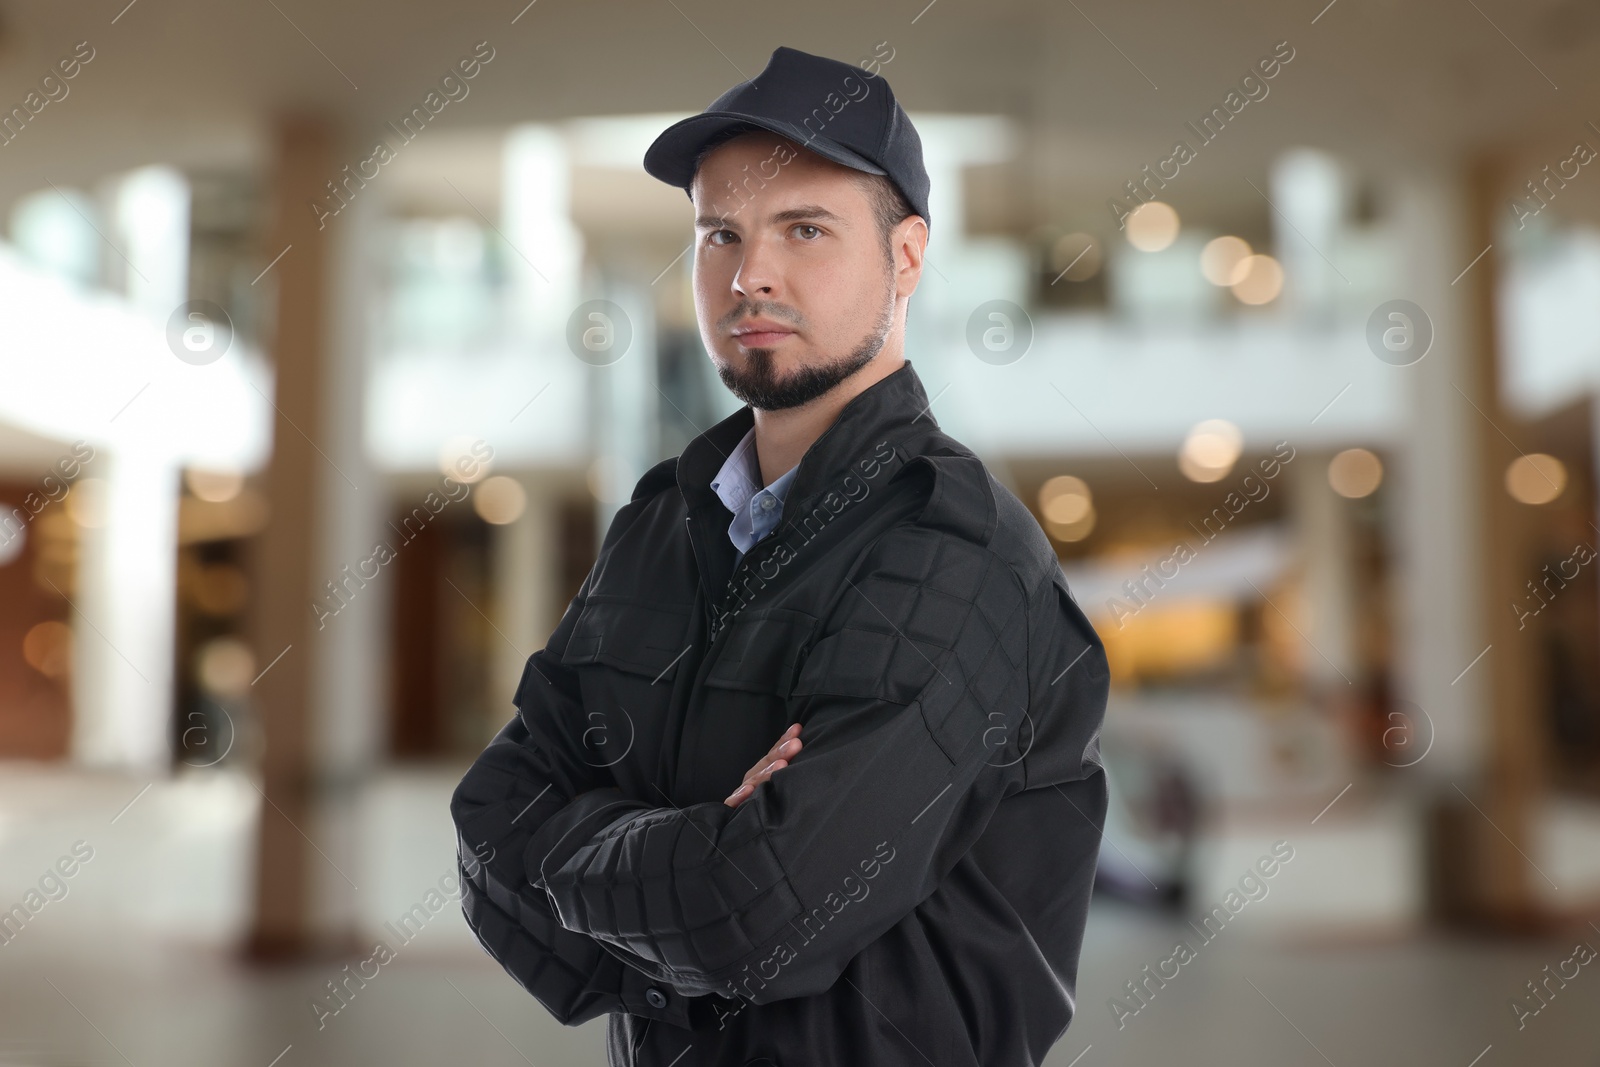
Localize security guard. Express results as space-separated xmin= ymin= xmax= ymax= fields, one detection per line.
xmin=452 ymin=45 xmax=1109 ymax=1067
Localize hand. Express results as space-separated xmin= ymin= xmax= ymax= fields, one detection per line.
xmin=724 ymin=723 xmax=803 ymax=808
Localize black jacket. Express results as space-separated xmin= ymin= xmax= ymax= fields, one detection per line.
xmin=451 ymin=361 xmax=1109 ymax=1067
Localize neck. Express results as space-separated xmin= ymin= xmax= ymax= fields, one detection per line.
xmin=751 ymin=348 xmax=905 ymax=485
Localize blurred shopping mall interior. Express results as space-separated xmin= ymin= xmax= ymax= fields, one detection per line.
xmin=1 ymin=0 xmax=1599 ymax=1063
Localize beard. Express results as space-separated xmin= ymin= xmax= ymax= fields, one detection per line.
xmin=714 ymin=272 xmax=896 ymax=412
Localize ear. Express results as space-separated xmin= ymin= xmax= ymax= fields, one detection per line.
xmin=892 ymin=215 xmax=928 ymax=298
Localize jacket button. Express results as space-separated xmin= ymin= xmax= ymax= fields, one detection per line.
xmin=645 ymin=987 xmax=668 ymax=1009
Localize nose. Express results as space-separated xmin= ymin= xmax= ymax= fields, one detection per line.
xmin=731 ymin=235 xmax=778 ymax=300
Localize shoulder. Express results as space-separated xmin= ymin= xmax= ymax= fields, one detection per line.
xmin=588 ymin=456 xmax=684 ymax=561
xmin=888 ymin=432 xmax=1060 ymax=597
xmin=631 ymin=456 xmax=679 ymax=502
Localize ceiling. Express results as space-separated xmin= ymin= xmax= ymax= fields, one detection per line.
xmin=3 ymin=0 xmax=1600 ymax=237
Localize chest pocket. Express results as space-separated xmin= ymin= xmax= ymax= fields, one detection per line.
xmin=558 ymin=596 xmax=695 ymax=777
xmin=703 ymin=607 xmax=817 ymax=698
xmin=562 ymin=595 xmax=695 ymax=680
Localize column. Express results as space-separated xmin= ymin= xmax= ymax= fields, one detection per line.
xmin=1388 ymin=156 xmax=1544 ymax=926
xmin=70 ymin=166 xmax=192 ymax=770
xmin=247 ymin=114 xmax=342 ymax=956
xmin=1462 ymin=153 xmax=1546 ymax=924
xmin=490 ymin=476 xmax=562 ymax=730
xmin=1289 ymin=453 xmax=1356 ymax=690
xmin=70 ymin=448 xmax=180 ymax=770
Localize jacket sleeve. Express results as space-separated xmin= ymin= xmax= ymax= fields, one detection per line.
xmin=450 ymin=567 xmax=700 ymax=1029
xmin=525 ymin=527 xmax=1045 ymax=1004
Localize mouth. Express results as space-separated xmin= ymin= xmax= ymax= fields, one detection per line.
xmin=733 ymin=329 xmax=795 ymax=349
xmin=730 ymin=318 xmax=798 ymax=349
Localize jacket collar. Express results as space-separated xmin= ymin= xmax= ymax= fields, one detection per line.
xmin=677 ymin=358 xmax=936 ymax=516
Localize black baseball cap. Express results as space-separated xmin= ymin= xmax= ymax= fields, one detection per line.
xmin=643 ymin=45 xmax=931 ymax=231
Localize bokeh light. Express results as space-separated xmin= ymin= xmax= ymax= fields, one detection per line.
xmin=1230 ymin=254 xmax=1284 ymax=305
xmin=185 ymin=467 xmax=245 ymax=503
xmin=473 ymin=475 xmax=528 ymax=525
xmin=1179 ymin=419 xmax=1244 ymax=482
xmin=1505 ymin=453 xmax=1566 ymax=505
xmin=1038 ymin=475 xmax=1096 ymax=542
xmin=196 ymin=637 xmax=256 ymax=699
xmin=1200 ymin=236 xmax=1253 ymax=286
xmin=1125 ymin=202 xmax=1180 ymax=252
xmin=22 ymin=620 xmax=71 ymax=679
xmin=1329 ymin=448 xmax=1383 ymax=498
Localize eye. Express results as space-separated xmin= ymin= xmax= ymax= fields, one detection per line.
xmin=792 ymin=224 xmax=823 ymax=240
xmin=706 ymin=229 xmax=737 ymax=247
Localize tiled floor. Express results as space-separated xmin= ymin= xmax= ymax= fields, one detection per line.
xmin=1 ymin=898 xmax=1593 ymax=1066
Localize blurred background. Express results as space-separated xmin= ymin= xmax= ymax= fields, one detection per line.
xmin=1 ymin=0 xmax=1598 ymax=1063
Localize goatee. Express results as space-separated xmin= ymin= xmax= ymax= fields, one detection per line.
xmin=716 ymin=295 xmax=895 ymax=412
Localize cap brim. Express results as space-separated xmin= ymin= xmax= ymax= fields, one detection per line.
xmin=643 ymin=111 xmax=887 ymax=190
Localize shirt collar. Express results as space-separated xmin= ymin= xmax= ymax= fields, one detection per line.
xmin=679 ymin=359 xmax=934 ymax=518
xmin=709 ymin=427 xmax=763 ymax=515
xmin=709 ymin=427 xmax=802 ymax=511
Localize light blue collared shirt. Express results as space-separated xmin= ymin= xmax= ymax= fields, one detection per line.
xmin=709 ymin=427 xmax=799 ymax=560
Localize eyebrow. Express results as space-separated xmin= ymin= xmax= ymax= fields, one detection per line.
xmin=694 ymin=204 xmax=847 ymax=230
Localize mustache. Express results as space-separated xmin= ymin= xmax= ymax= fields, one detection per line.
xmin=721 ymin=302 xmax=804 ymax=332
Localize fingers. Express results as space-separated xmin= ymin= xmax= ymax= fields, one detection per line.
xmin=728 ymin=758 xmax=787 ymax=801
xmin=767 ymin=723 xmax=801 ymax=758
xmin=725 ymin=725 xmax=804 ymax=807
xmin=725 ymin=772 xmax=764 ymax=807
xmin=748 ymin=742 xmax=799 ymax=785
xmin=753 ymin=729 xmax=802 ymax=776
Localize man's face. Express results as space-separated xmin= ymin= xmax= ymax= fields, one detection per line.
xmin=690 ymin=132 xmax=908 ymax=411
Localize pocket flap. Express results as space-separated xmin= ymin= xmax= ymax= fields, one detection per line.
xmin=703 ymin=608 xmax=817 ymax=698
xmin=561 ymin=596 xmax=694 ymax=680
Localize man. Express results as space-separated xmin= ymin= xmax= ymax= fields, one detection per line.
xmin=452 ymin=45 xmax=1109 ymax=1067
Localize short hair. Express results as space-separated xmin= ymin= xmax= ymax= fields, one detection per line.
xmin=847 ymin=170 xmax=916 ymax=256
xmin=690 ymin=126 xmax=918 ymax=251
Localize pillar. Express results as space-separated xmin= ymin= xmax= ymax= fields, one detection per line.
xmin=71 ymin=166 xmax=192 ymax=770
xmin=70 ymin=447 xmax=180 ymax=769
xmin=1462 ymin=153 xmax=1546 ymax=926
xmin=1289 ymin=453 xmax=1357 ymax=690
xmin=247 ymin=114 xmax=370 ymax=957
xmin=1389 ymin=156 xmax=1545 ymax=928
xmin=490 ymin=475 xmax=563 ymax=724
